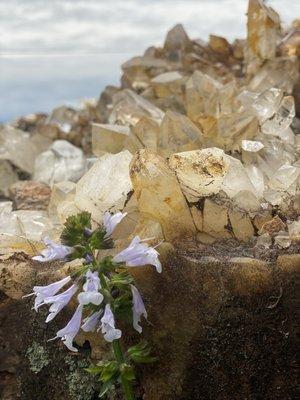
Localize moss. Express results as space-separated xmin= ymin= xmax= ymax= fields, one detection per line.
xmin=26 ymin=342 xmax=50 ymax=374
xmin=65 ymin=356 xmax=99 ymax=400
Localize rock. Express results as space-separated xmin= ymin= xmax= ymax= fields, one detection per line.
xmin=202 ymin=199 xmax=231 ymax=238
xmin=130 ymin=149 xmax=196 ymax=241
xmin=0 ymin=160 xmax=18 ymax=198
xmin=75 ymin=150 xmax=133 ymax=223
xmin=33 ymin=140 xmax=86 ymax=185
xmin=169 ymin=148 xmax=229 ymax=201
xmin=132 ymin=116 xmax=160 ymax=151
xmin=9 ymin=181 xmax=51 ymax=211
xmin=158 ymin=110 xmax=204 ymax=157
xmin=259 ymin=215 xmax=286 ymax=236
xmin=228 ymin=209 xmax=255 ymax=241
xmin=190 ymin=205 xmax=203 ymax=231
xmin=151 ymin=71 xmax=185 ymax=98
xmin=0 ymin=126 xmax=48 ymax=174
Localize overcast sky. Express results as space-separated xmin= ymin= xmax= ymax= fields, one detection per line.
xmin=0 ymin=0 xmax=299 ymax=121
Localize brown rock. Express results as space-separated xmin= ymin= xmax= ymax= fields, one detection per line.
xmin=9 ymin=181 xmax=51 ymax=211
xmin=259 ymin=215 xmax=286 ymax=236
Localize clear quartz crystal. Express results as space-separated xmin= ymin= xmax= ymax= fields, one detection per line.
xmin=245 ymin=164 xmax=265 ymax=199
xmin=261 ymin=96 xmax=295 ymax=135
xmin=252 ymin=88 xmax=283 ymax=122
xmin=268 ymin=164 xmax=300 ymax=191
xmin=33 ymin=140 xmax=86 ymax=186
xmin=242 ymin=140 xmax=264 ymax=152
xmin=75 ymin=151 xmax=133 ymax=223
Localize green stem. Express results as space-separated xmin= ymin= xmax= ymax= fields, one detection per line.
xmin=113 ymin=341 xmax=135 ymax=400
xmin=97 ymin=266 xmax=135 ymax=400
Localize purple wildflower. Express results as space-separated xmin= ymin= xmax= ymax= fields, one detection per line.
xmin=32 ymin=237 xmax=72 ymax=262
xmin=24 ymin=276 xmax=72 ymax=311
xmin=52 ymin=304 xmax=83 ymax=352
xmin=131 ymin=285 xmax=147 ymax=333
xmin=113 ymin=236 xmax=162 ymax=273
xmin=43 ymin=284 xmax=78 ymax=322
xmin=100 ymin=304 xmax=122 ymax=342
xmin=77 ymin=269 xmax=103 ymax=306
xmin=81 ymin=310 xmax=102 ymax=332
xmin=103 ymin=211 xmax=127 ymax=238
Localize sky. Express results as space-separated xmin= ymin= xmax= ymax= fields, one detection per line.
xmin=0 ymin=0 xmax=299 ymax=122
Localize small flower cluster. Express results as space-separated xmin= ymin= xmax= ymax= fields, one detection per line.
xmin=25 ymin=211 xmax=161 ymax=399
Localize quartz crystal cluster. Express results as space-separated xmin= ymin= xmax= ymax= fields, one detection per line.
xmin=0 ymin=0 xmax=299 ymax=250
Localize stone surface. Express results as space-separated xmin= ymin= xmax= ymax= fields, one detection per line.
xmin=0 ymin=160 xmax=18 ymax=198
xmin=92 ymin=123 xmax=131 ymax=155
xmin=202 ymin=199 xmax=231 ymax=238
xmin=130 ymin=149 xmax=196 ymax=241
xmin=9 ymin=181 xmax=51 ymax=211
xmin=169 ymin=148 xmax=229 ymax=202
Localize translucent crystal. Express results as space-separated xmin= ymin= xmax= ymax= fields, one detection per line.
xmin=92 ymin=123 xmax=131 ymax=155
xmin=246 ymin=0 xmax=281 ymax=72
xmin=33 ymin=140 xmax=86 ymax=185
xmin=132 ymin=116 xmax=159 ymax=151
xmin=130 ymin=149 xmax=196 ymax=241
xmin=263 ymin=189 xmax=283 ymax=206
xmin=232 ymin=190 xmax=261 ymax=212
xmin=163 ymin=23 xmax=191 ymax=55
xmin=168 ymin=148 xmax=229 ymax=201
xmin=261 ymin=96 xmax=295 ymax=135
xmin=151 ymin=71 xmax=184 ymax=98
xmin=75 ymin=151 xmax=132 ymax=223
xmin=203 ymin=199 xmax=231 ymax=239
xmin=158 ymin=110 xmax=204 ymax=157
xmin=48 ymin=181 xmax=76 ymax=222
xmin=228 ymin=209 xmax=255 ymax=241
xmin=252 ymin=88 xmax=283 ymax=122
xmin=221 ymin=155 xmax=257 ymax=198
xmin=268 ymin=164 xmax=299 ymax=191
xmin=242 ymin=140 xmax=264 ymax=152
xmin=109 ymin=89 xmax=164 ymax=126
xmin=245 ymin=164 xmax=265 ymax=198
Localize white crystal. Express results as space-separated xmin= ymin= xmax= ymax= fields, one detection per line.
xmin=33 ymin=140 xmax=86 ymax=185
xmin=262 ymin=96 xmax=295 ymax=135
xmin=245 ymin=164 xmax=265 ymax=199
xmin=221 ymin=155 xmax=257 ymax=198
xmin=75 ymin=150 xmax=132 ymax=223
xmin=242 ymin=140 xmax=264 ymax=152
xmin=252 ymin=88 xmax=283 ymax=122
xmin=268 ymin=164 xmax=299 ymax=191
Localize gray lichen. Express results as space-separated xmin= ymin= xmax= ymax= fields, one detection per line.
xmin=65 ymin=356 xmax=98 ymax=400
xmin=26 ymin=342 xmax=50 ymax=374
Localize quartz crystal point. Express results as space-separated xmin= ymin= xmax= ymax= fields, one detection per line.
xmin=261 ymin=96 xmax=295 ymax=135
xmin=33 ymin=140 xmax=86 ymax=185
xmin=75 ymin=151 xmax=132 ymax=223
xmin=169 ymin=148 xmax=229 ymax=202
xmin=221 ymin=155 xmax=257 ymax=199
xmin=109 ymin=89 xmax=164 ymax=126
xmin=130 ymin=149 xmax=196 ymax=241
xmin=158 ymin=110 xmax=204 ymax=157
xmin=48 ymin=181 xmax=76 ymax=222
xmin=246 ymin=0 xmax=281 ymax=73
xmin=132 ymin=116 xmax=160 ymax=151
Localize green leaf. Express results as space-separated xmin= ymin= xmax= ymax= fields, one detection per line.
xmin=61 ymin=212 xmax=91 ymax=247
xmin=98 ymin=256 xmax=116 ymax=274
xmin=113 ymin=292 xmax=132 ymax=321
xmin=127 ymin=341 xmax=158 ymax=364
xmin=85 ymin=365 xmax=102 ymax=376
xmin=98 ymin=380 xmax=114 ymax=398
xmin=89 ymin=227 xmax=113 ymax=251
xmin=99 ymin=361 xmax=119 ymax=383
xmin=120 ymin=363 xmax=136 ymax=382
xmin=109 ymin=272 xmax=134 ymax=289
